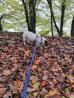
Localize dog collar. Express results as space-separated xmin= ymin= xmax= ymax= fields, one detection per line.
xmin=40 ymin=36 xmax=42 ymax=45
xmin=34 ymin=35 xmax=38 ymax=43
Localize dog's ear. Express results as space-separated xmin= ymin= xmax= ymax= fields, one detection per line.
xmin=45 ymin=40 xmax=48 ymax=46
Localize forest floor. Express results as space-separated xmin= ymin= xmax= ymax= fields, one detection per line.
xmin=0 ymin=32 xmax=74 ymax=98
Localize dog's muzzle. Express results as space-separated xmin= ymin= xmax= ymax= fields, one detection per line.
xmin=45 ymin=40 xmax=48 ymax=46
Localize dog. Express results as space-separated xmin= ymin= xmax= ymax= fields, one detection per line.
xmin=23 ymin=30 xmax=48 ymax=46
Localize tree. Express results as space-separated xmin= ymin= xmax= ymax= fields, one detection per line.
xmin=22 ymin=0 xmax=36 ymax=33
xmin=51 ymin=11 xmax=53 ymax=36
xmin=0 ymin=0 xmax=26 ymax=31
xmin=0 ymin=14 xmax=3 ymax=31
xmin=0 ymin=14 xmax=6 ymax=31
xmin=47 ymin=0 xmax=60 ymax=36
xmin=22 ymin=0 xmax=30 ymax=31
xmin=0 ymin=13 xmax=9 ymax=31
xmin=47 ymin=0 xmax=67 ymax=37
xmin=59 ymin=0 xmax=66 ymax=36
xmin=71 ymin=17 xmax=74 ymax=37
xmin=0 ymin=0 xmax=74 ymax=36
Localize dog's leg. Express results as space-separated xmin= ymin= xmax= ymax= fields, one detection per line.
xmin=23 ymin=41 xmax=26 ymax=45
xmin=23 ymin=36 xmax=27 ymax=45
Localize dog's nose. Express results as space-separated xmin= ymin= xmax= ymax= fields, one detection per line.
xmin=45 ymin=41 xmax=48 ymax=46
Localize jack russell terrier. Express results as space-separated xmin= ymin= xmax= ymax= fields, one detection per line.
xmin=23 ymin=30 xmax=48 ymax=46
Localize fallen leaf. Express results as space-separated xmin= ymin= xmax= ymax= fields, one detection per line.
xmin=41 ymin=81 xmax=48 ymax=87
xmin=43 ymin=70 xmax=49 ymax=76
xmin=44 ymin=94 xmax=60 ymax=98
xmin=0 ymin=87 xmax=6 ymax=95
xmin=70 ymin=95 xmax=74 ymax=98
xmin=32 ymin=64 xmax=38 ymax=71
xmin=48 ymin=88 xmax=59 ymax=96
xmin=42 ymin=75 xmax=48 ymax=80
xmin=32 ymin=92 xmax=38 ymax=97
xmin=30 ymin=75 xmax=38 ymax=84
xmin=3 ymin=94 xmax=9 ymax=98
xmin=33 ymin=82 xmax=40 ymax=89
xmin=3 ymin=69 xmax=11 ymax=76
xmin=34 ymin=59 xmax=40 ymax=65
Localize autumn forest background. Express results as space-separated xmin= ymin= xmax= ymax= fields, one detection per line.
xmin=0 ymin=0 xmax=74 ymax=98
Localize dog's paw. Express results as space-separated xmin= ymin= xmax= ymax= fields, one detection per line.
xmin=23 ymin=42 xmax=26 ymax=45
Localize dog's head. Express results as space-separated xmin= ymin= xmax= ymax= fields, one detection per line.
xmin=42 ymin=37 xmax=48 ymax=46
xmin=44 ymin=40 xmax=48 ymax=46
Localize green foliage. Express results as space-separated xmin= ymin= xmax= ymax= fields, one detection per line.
xmin=0 ymin=0 xmax=74 ymax=36
xmin=38 ymin=29 xmax=50 ymax=36
xmin=0 ymin=0 xmax=25 ymax=31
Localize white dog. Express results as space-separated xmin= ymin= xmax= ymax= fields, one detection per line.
xmin=23 ymin=30 xmax=48 ymax=46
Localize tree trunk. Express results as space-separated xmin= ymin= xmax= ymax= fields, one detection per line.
xmin=47 ymin=0 xmax=60 ymax=36
xmin=29 ymin=0 xmax=36 ymax=33
xmin=60 ymin=0 xmax=66 ymax=36
xmin=0 ymin=21 xmax=3 ymax=31
xmin=22 ymin=0 xmax=30 ymax=30
xmin=51 ymin=12 xmax=53 ymax=36
xmin=22 ymin=0 xmax=36 ymax=33
xmin=0 ymin=15 xmax=3 ymax=31
xmin=71 ymin=17 xmax=74 ymax=37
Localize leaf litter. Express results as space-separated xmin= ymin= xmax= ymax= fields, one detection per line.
xmin=0 ymin=32 xmax=74 ymax=98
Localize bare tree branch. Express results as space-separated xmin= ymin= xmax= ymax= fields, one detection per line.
xmin=47 ymin=0 xmax=60 ymax=36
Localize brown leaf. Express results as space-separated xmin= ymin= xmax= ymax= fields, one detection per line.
xmin=44 ymin=94 xmax=60 ymax=98
xmin=41 ymin=81 xmax=48 ymax=87
xmin=34 ymin=59 xmax=40 ymax=65
xmin=0 ymin=86 xmax=6 ymax=95
xmin=42 ymin=75 xmax=48 ymax=80
xmin=43 ymin=70 xmax=49 ymax=76
xmin=32 ymin=64 xmax=38 ymax=71
xmin=3 ymin=69 xmax=11 ymax=76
